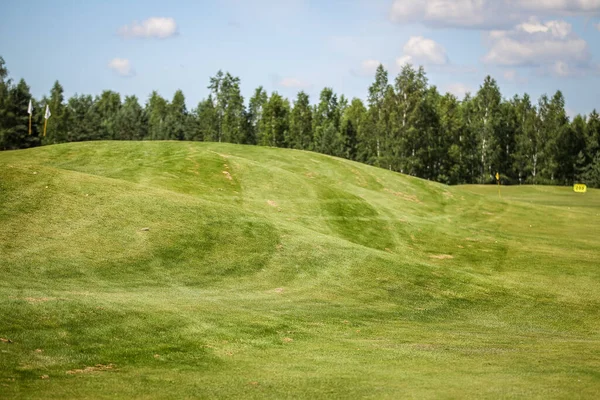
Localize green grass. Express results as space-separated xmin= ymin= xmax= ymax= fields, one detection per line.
xmin=1 ymin=141 xmax=599 ymax=399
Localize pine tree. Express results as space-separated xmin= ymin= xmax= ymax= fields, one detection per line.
xmin=557 ymin=114 xmax=586 ymax=185
xmin=581 ymin=153 xmax=600 ymax=188
xmin=585 ymin=110 xmax=599 ymax=165
xmin=376 ymin=87 xmax=398 ymax=171
xmin=1 ymin=79 xmax=35 ymax=150
xmin=312 ymin=87 xmax=340 ymax=155
xmin=221 ymin=74 xmax=246 ymax=144
xmin=195 ymin=96 xmax=219 ymax=142
xmin=145 ymin=91 xmax=168 ymax=140
xmin=184 ymin=106 xmax=200 ymax=142
xmin=208 ymin=70 xmax=224 ymax=141
xmin=247 ymin=87 xmax=268 ymax=145
xmin=45 ymin=81 xmax=68 ymax=144
xmin=333 ymin=95 xmax=349 ymax=158
xmin=437 ymin=93 xmax=463 ymax=184
xmin=416 ymin=85 xmax=440 ymax=179
xmin=164 ymin=90 xmax=187 ymax=140
xmin=496 ymin=100 xmax=518 ymax=183
xmin=340 ymin=98 xmax=366 ymax=161
xmin=0 ymin=56 xmax=11 ymax=150
xmin=288 ymin=91 xmax=312 ymax=150
xmin=114 ymin=95 xmax=146 ymax=140
xmin=257 ymin=92 xmax=289 ymax=147
xmin=94 ymin=90 xmax=121 ymax=140
xmin=580 ymin=112 xmax=600 ymax=188
xmin=66 ymin=94 xmax=99 ymax=142
xmin=538 ymin=91 xmax=569 ymax=183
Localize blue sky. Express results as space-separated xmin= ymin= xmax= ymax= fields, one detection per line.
xmin=1 ymin=0 xmax=600 ymax=116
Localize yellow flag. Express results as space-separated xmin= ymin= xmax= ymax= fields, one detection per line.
xmin=496 ymin=172 xmax=501 ymax=198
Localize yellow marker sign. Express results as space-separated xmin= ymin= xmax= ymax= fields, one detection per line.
xmin=573 ymin=184 xmax=587 ymax=193
xmin=495 ymin=172 xmax=500 ymax=181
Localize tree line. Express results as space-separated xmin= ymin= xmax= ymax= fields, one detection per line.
xmin=1 ymin=55 xmax=599 ymax=187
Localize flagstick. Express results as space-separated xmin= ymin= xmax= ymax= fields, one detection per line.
xmin=43 ymin=119 xmax=48 ymax=137
xmin=29 ymin=114 xmax=32 ymax=135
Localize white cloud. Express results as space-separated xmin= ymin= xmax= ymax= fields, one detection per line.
xmin=552 ymin=60 xmax=571 ymax=76
xmin=389 ymin=0 xmax=600 ymax=29
xmin=361 ymin=60 xmax=383 ymax=75
xmin=519 ymin=18 xmax=571 ymax=37
xmin=444 ymin=83 xmax=473 ymax=98
xmin=390 ymin=0 xmax=495 ymax=28
xmin=518 ymin=0 xmax=600 ymax=14
xmin=396 ymin=55 xmax=412 ymax=67
xmin=540 ymin=61 xmax=600 ymax=77
xmin=118 ymin=17 xmax=178 ymax=39
xmin=108 ymin=58 xmax=134 ymax=77
xmin=396 ymin=36 xmax=449 ymax=68
xmin=279 ymin=77 xmax=309 ymax=88
xmin=483 ymin=18 xmax=591 ymax=76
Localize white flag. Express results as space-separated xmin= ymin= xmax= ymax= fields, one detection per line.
xmin=44 ymin=105 xmax=51 ymax=120
xmin=28 ymin=100 xmax=33 ymax=115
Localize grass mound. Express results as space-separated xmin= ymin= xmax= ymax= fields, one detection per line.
xmin=1 ymin=141 xmax=599 ymax=398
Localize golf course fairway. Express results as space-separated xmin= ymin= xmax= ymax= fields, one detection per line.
xmin=1 ymin=141 xmax=599 ymax=399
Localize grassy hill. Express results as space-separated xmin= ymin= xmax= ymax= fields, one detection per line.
xmin=1 ymin=141 xmax=599 ymax=399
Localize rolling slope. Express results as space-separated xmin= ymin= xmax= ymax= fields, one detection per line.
xmin=1 ymin=141 xmax=599 ymax=399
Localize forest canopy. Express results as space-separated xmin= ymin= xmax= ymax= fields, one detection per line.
xmin=1 ymin=55 xmax=598 ymax=187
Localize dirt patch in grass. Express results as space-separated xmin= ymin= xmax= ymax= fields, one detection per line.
xmin=267 ymin=200 xmax=278 ymax=207
xmin=384 ymin=188 xmax=422 ymax=204
xmin=351 ymin=169 xmax=368 ymax=187
xmin=186 ymin=155 xmax=201 ymax=175
xmin=429 ymin=254 xmax=454 ymax=260
xmin=222 ymin=171 xmax=233 ymax=181
xmin=410 ymin=343 xmax=438 ymax=351
xmin=10 ymin=297 xmax=57 ymax=303
xmin=66 ymin=364 xmax=116 ymax=375
xmin=25 ymin=297 xmax=55 ymax=303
